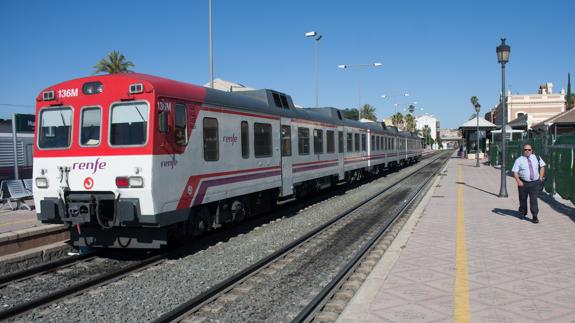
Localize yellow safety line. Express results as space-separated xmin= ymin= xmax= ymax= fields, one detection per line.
xmin=0 ymin=218 xmax=38 ymax=228
xmin=453 ymin=164 xmax=470 ymax=322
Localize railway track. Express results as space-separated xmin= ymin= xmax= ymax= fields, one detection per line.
xmin=153 ymin=151 xmax=451 ymax=322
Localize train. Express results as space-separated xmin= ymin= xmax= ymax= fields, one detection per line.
xmin=33 ymin=73 xmax=423 ymax=248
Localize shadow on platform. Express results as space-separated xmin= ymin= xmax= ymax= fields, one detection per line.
xmin=456 ymin=181 xmax=499 ymax=197
xmin=539 ymin=193 xmax=575 ymax=222
xmin=492 ymin=208 xmax=532 ymax=222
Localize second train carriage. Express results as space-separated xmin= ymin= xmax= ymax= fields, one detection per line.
xmin=33 ymin=73 xmax=422 ymax=248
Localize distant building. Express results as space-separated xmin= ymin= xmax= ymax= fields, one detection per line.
xmin=492 ymin=83 xmax=566 ymax=130
xmin=440 ymin=128 xmax=462 ymax=149
xmin=416 ymin=114 xmax=439 ymax=149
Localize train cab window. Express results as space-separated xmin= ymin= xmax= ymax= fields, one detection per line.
xmin=326 ymin=130 xmax=335 ymax=153
xmin=175 ymin=103 xmax=187 ymax=146
xmin=241 ymin=121 xmax=249 ymax=158
xmin=80 ymin=107 xmax=101 ymax=146
xmin=338 ymin=131 xmax=344 ymax=153
xmin=38 ymin=107 xmax=73 ymax=149
xmin=354 ymin=133 xmax=360 ymax=152
xmin=203 ymin=117 xmax=219 ymax=161
xmin=254 ymin=123 xmax=272 ymax=157
xmin=361 ymin=134 xmax=367 ymax=152
xmin=313 ymin=129 xmax=323 ymax=154
xmin=110 ymin=102 xmax=149 ymax=146
xmin=280 ymin=95 xmax=289 ymax=109
xmin=298 ymin=127 xmax=310 ymax=155
xmin=347 ymin=133 xmax=353 ymax=152
xmin=281 ymin=125 xmax=292 ymax=156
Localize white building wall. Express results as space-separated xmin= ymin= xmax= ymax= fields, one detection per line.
xmin=416 ymin=115 xmax=438 ymax=149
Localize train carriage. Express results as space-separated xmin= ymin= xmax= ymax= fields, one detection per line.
xmin=33 ymin=73 xmax=422 ymax=248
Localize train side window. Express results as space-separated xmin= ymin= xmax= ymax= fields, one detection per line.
xmin=281 ymin=125 xmax=291 ymax=156
xmin=80 ymin=107 xmax=101 ymax=146
xmin=354 ymin=133 xmax=360 ymax=152
xmin=298 ymin=127 xmax=310 ymax=155
xmin=376 ymin=136 xmax=380 ymax=151
xmin=254 ymin=123 xmax=272 ymax=157
xmin=338 ymin=131 xmax=344 ymax=153
xmin=371 ymin=135 xmax=375 ymax=151
xmin=241 ymin=121 xmax=249 ymax=158
xmin=38 ymin=107 xmax=73 ymax=149
xmin=175 ymin=103 xmax=188 ymax=146
xmin=361 ymin=134 xmax=366 ymax=152
xmin=314 ymin=129 xmax=323 ymax=154
xmin=203 ymin=117 xmax=219 ymax=161
xmin=326 ymin=130 xmax=335 ymax=153
xmin=346 ymin=133 xmax=353 ymax=152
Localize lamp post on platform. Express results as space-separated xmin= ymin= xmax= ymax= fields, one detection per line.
xmin=496 ymin=38 xmax=510 ymax=198
xmin=338 ymin=62 xmax=382 ymax=110
xmin=305 ymin=31 xmax=322 ymax=108
xmin=474 ymin=102 xmax=481 ymax=167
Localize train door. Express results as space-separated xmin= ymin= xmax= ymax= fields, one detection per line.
xmin=280 ymin=118 xmax=293 ymax=197
xmin=337 ymin=128 xmax=344 ymax=180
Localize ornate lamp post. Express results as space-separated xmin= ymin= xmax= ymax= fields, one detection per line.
xmin=496 ymin=38 xmax=510 ymax=197
xmin=474 ymin=102 xmax=481 ymax=167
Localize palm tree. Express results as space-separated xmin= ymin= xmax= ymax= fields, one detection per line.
xmin=470 ymin=96 xmax=479 ymax=113
xmin=422 ymin=125 xmax=434 ymax=148
xmin=93 ymin=51 xmax=135 ymax=74
xmin=391 ymin=112 xmax=404 ymax=129
xmin=404 ymin=114 xmax=416 ymax=132
xmin=342 ymin=108 xmax=360 ymax=120
xmin=359 ymin=104 xmax=377 ymax=121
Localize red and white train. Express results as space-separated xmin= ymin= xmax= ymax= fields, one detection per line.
xmin=33 ymin=74 xmax=423 ymax=248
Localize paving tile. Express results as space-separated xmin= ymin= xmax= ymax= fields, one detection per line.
xmin=534 ymin=288 xmax=575 ymax=309
xmin=469 ymin=287 xmax=526 ymax=307
xmin=392 ymin=268 xmax=452 ymax=284
xmin=385 ymin=283 xmax=449 ymax=302
xmin=503 ymin=298 xmax=574 ymax=321
xmin=371 ymin=303 xmax=446 ymax=322
xmin=471 ymin=307 xmax=524 ymax=323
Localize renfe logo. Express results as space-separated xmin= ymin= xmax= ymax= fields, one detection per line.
xmin=72 ymin=158 xmax=107 ymax=174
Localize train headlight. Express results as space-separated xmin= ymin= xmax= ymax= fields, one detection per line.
xmin=115 ymin=176 xmax=144 ymax=188
xmin=129 ymin=176 xmax=144 ymax=188
xmin=35 ymin=177 xmax=49 ymax=188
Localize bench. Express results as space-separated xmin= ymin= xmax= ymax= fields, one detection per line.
xmin=0 ymin=179 xmax=33 ymax=211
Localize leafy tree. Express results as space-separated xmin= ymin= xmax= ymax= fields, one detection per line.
xmin=435 ymin=137 xmax=443 ymax=149
xmin=422 ymin=125 xmax=434 ymax=147
xmin=93 ymin=50 xmax=135 ymax=74
xmin=342 ymin=108 xmax=359 ymax=120
xmin=404 ymin=113 xmax=416 ymax=132
xmin=359 ymin=104 xmax=377 ymax=121
xmin=391 ymin=112 xmax=404 ymax=129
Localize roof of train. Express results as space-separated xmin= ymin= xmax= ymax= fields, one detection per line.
xmin=40 ymin=73 xmax=419 ymax=139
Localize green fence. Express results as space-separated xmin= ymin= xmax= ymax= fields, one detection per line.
xmin=489 ymin=133 xmax=575 ymax=204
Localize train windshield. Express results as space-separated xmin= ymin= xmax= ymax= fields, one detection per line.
xmin=110 ymin=102 xmax=149 ymax=146
xmin=38 ymin=107 xmax=73 ymax=149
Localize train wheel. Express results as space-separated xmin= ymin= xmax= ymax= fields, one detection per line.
xmin=191 ymin=207 xmax=210 ymax=236
xmin=231 ymin=198 xmax=249 ymax=222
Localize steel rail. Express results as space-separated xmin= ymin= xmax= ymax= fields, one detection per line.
xmin=152 ymin=152 xmax=448 ymax=323
xmin=293 ymin=152 xmax=450 ymax=322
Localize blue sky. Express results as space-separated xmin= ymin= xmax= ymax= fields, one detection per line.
xmin=1 ymin=0 xmax=574 ymax=128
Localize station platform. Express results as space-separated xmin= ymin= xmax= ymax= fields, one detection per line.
xmin=0 ymin=200 xmax=39 ymax=234
xmin=338 ymin=153 xmax=575 ymax=322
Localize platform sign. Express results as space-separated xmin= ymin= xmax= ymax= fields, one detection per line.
xmin=15 ymin=114 xmax=35 ymax=133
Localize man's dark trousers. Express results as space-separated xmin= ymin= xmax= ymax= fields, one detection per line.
xmin=518 ymin=180 xmax=540 ymax=217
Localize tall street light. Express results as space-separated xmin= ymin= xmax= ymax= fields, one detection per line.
xmin=306 ymin=31 xmax=322 ymax=108
xmin=338 ymin=62 xmax=383 ymax=110
xmin=496 ymin=38 xmax=510 ymax=197
xmin=473 ymin=101 xmax=481 ymax=167
xmin=209 ymin=0 xmax=214 ymax=88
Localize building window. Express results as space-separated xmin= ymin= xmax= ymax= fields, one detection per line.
xmin=326 ymin=130 xmax=335 ymax=153
xmin=241 ymin=121 xmax=249 ymax=158
xmin=254 ymin=123 xmax=272 ymax=157
xmin=298 ymin=127 xmax=310 ymax=155
xmin=203 ymin=117 xmax=219 ymax=161
xmin=314 ymin=129 xmax=323 ymax=154
xmin=281 ymin=125 xmax=291 ymax=156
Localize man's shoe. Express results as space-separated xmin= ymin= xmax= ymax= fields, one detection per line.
xmin=532 ymin=216 xmax=539 ymax=223
xmin=518 ymin=208 xmax=527 ymax=216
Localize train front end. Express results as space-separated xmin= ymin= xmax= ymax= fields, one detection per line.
xmin=33 ymin=75 xmax=162 ymax=248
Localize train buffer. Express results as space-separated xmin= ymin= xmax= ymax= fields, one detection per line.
xmin=337 ymin=151 xmax=575 ymax=322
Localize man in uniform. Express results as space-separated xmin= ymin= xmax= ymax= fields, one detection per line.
xmin=511 ymin=144 xmax=546 ymax=223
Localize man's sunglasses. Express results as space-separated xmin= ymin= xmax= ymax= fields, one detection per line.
xmin=524 ymin=149 xmax=532 ymax=151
